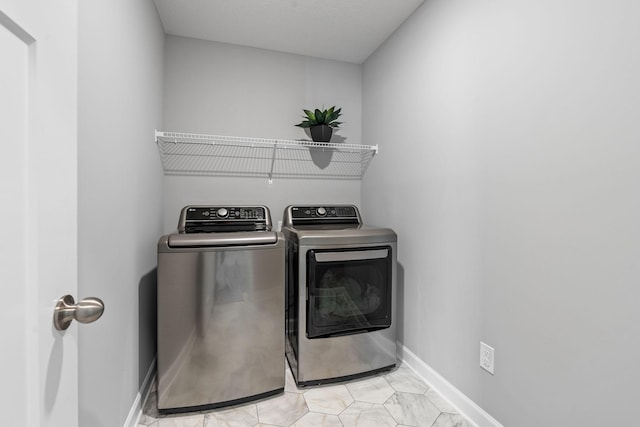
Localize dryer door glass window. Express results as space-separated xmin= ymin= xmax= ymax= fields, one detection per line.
xmin=306 ymin=247 xmax=392 ymax=338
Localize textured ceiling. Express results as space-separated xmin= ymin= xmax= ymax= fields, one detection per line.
xmin=153 ymin=0 xmax=424 ymax=64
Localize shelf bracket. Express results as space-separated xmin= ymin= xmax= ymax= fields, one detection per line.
xmin=268 ymin=142 xmax=277 ymax=184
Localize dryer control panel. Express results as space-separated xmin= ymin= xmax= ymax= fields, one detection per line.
xmin=284 ymin=205 xmax=361 ymax=227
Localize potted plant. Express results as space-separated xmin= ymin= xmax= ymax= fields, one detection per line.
xmin=295 ymin=106 xmax=343 ymax=142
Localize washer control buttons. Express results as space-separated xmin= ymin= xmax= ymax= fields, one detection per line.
xmin=316 ymin=207 xmax=327 ymax=216
xmin=217 ymin=208 xmax=228 ymax=218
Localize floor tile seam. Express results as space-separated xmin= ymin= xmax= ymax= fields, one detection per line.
xmin=301 ymin=399 xmax=348 ymax=416
xmin=421 ymin=391 xmax=460 ymax=417
xmin=389 ymin=390 xmax=463 ymax=427
xmin=330 ymin=397 xmax=358 ymax=417
xmin=428 ymin=411 xmax=457 ymax=427
xmin=385 ymin=369 xmax=432 ymax=396
xmin=397 ymin=363 xmax=434 ymax=396
xmin=390 ymin=385 xmax=431 ymax=396
xmin=343 ymin=381 xmax=358 ymax=406
xmin=380 ymin=394 xmax=400 ymax=426
xmin=335 ymin=390 xmax=400 ymax=426
xmin=439 ymin=408 xmax=462 ymax=415
xmin=287 ymin=397 xmax=311 ymax=427
xmin=382 ymin=391 xmax=417 ymax=426
xmin=344 ymin=375 xmax=395 ymax=405
xmin=303 ymin=383 xmax=357 ymax=415
xmin=303 ymin=409 xmax=347 ymax=425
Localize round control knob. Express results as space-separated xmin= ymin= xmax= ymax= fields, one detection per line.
xmin=217 ymin=208 xmax=228 ymax=218
xmin=316 ymin=207 xmax=327 ymax=216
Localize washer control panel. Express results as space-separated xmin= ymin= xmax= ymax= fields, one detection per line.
xmin=178 ymin=206 xmax=270 ymax=233
xmin=185 ymin=206 xmax=265 ymax=220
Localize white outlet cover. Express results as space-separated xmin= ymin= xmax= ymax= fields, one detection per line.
xmin=480 ymin=342 xmax=495 ymax=375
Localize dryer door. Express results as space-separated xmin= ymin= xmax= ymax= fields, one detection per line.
xmin=306 ymin=247 xmax=392 ymax=338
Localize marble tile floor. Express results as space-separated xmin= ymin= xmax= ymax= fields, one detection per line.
xmin=138 ymin=360 xmax=471 ymax=427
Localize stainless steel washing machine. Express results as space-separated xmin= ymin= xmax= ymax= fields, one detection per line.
xmin=157 ymin=205 xmax=284 ymax=412
xmin=282 ymin=205 xmax=397 ymax=386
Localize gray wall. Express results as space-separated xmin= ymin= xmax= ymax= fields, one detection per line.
xmin=78 ymin=0 xmax=164 ymax=425
xmin=162 ymin=36 xmax=363 ymax=231
xmin=362 ymin=0 xmax=640 ymax=425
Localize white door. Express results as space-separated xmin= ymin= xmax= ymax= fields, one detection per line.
xmin=0 ymin=1 xmax=80 ymax=426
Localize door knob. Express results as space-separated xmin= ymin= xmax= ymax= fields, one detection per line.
xmin=53 ymin=295 xmax=105 ymax=331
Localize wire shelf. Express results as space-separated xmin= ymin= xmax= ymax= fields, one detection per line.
xmin=155 ymin=130 xmax=378 ymax=182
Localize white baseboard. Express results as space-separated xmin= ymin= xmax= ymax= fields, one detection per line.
xmin=123 ymin=356 xmax=157 ymax=427
xmin=399 ymin=345 xmax=503 ymax=427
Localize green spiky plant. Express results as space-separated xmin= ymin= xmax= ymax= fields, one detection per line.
xmin=295 ymin=106 xmax=343 ymax=128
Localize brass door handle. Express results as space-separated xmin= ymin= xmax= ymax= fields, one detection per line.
xmin=53 ymin=295 xmax=104 ymax=331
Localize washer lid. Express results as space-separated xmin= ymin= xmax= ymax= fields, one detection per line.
xmin=167 ymin=231 xmax=279 ymax=248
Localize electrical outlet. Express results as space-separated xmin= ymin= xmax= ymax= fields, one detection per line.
xmin=480 ymin=342 xmax=495 ymax=375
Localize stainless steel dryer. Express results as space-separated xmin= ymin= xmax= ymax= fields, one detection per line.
xmin=157 ymin=205 xmax=284 ymax=412
xmin=282 ymin=205 xmax=397 ymax=386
